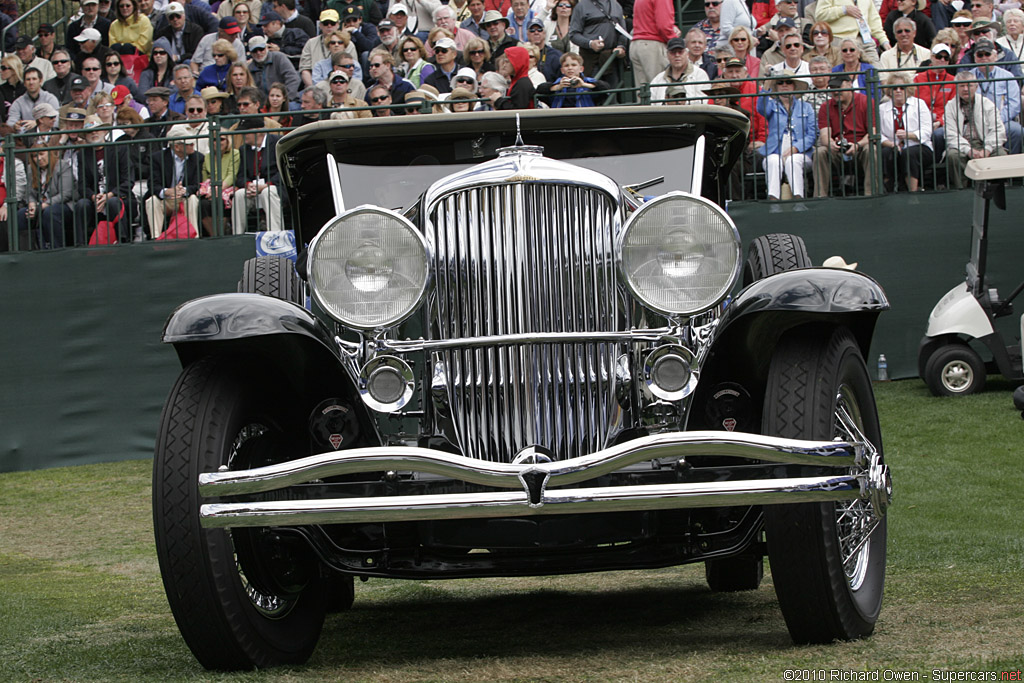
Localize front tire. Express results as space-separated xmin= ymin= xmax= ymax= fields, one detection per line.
xmin=923 ymin=344 xmax=986 ymax=396
xmin=762 ymin=327 xmax=887 ymax=643
xmin=153 ymin=357 xmax=327 ymax=670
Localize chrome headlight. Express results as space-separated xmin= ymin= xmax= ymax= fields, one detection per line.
xmin=617 ymin=192 xmax=741 ymax=316
xmin=308 ymin=207 xmax=431 ymax=330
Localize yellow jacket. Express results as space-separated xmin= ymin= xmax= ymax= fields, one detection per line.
xmin=814 ymin=0 xmax=887 ymax=47
xmin=109 ymin=14 xmax=153 ymax=54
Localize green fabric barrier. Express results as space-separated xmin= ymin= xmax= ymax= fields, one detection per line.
xmin=0 ymin=237 xmax=253 ymax=473
xmin=2 ymin=189 xmax=1021 ymax=472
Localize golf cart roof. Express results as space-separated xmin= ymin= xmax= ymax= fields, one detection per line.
xmin=965 ymin=153 xmax=1024 ymax=181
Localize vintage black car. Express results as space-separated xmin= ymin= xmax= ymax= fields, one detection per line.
xmin=153 ymin=107 xmax=892 ymax=670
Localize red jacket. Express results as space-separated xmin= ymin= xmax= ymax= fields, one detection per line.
xmin=914 ymin=67 xmax=955 ymax=125
xmin=632 ymin=0 xmax=679 ymax=43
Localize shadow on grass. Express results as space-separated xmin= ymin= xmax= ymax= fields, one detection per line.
xmin=314 ymin=579 xmax=791 ymax=666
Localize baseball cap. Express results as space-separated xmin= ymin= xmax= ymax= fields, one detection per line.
xmin=377 ymin=19 xmax=395 ymax=30
xmin=319 ymin=8 xmax=339 ymax=22
xmin=329 ymin=71 xmax=349 ymax=83
xmin=166 ymin=124 xmax=194 ymax=141
xmin=81 ymin=0 xmax=99 ymax=5
xmin=828 ymin=73 xmax=852 ymax=88
xmin=75 ymin=27 xmax=102 ymax=42
xmin=70 ymin=76 xmax=88 ymax=90
xmin=111 ymin=84 xmax=131 ymax=105
xmin=38 ymin=23 xmax=55 ymax=34
xmin=259 ymin=10 xmax=283 ymax=25
xmin=776 ymin=17 xmax=797 ymax=29
xmin=724 ymin=57 xmax=744 ymax=69
xmin=341 ymin=6 xmax=360 ymax=21
xmin=389 ymin=2 xmax=409 ymax=15
xmin=14 ymin=35 xmax=31 ymax=49
xmin=973 ymin=37 xmax=995 ymax=52
xmin=667 ymin=36 xmax=686 ymax=51
xmin=165 ymin=1 xmax=184 ymax=15
xmin=434 ymin=36 xmax=456 ymax=50
xmin=527 ymin=17 xmax=544 ymax=30
xmin=61 ymin=107 xmax=88 ymax=121
xmin=931 ymin=42 xmax=952 ymax=56
xmin=220 ymin=16 xmax=241 ymax=33
xmin=33 ymin=102 xmax=58 ymax=118
xmin=248 ymin=35 xmax=268 ymax=49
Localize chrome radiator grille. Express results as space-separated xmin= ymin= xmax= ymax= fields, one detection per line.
xmin=427 ymin=182 xmax=622 ymax=463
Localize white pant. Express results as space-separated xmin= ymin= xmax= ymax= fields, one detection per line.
xmin=232 ymin=184 xmax=283 ymax=234
xmin=764 ymin=153 xmax=811 ymax=199
xmin=145 ymin=194 xmax=200 ymax=238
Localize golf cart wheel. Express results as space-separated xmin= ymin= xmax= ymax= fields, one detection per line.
xmin=153 ymin=356 xmax=327 ymax=670
xmin=704 ymin=556 xmax=764 ymax=592
xmin=237 ymin=255 xmax=303 ymax=304
xmin=762 ymin=326 xmax=887 ymax=644
xmin=924 ymin=344 xmax=986 ymax=396
xmin=742 ymin=233 xmax=812 ymax=287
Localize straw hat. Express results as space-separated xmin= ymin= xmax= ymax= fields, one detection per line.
xmin=823 ymin=256 xmax=858 ymax=270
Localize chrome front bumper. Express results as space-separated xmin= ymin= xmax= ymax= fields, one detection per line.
xmin=198 ymin=431 xmax=892 ymax=529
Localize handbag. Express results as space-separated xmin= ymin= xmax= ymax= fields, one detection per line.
xmin=121 ymin=53 xmax=150 ymax=85
xmin=156 ymin=201 xmax=198 ymax=240
xmin=88 ymin=200 xmax=125 ymax=245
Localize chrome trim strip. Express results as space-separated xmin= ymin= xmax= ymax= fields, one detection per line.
xmin=691 ymin=134 xmax=705 ymax=196
xmin=326 ymin=152 xmax=345 ymax=214
xmin=378 ymin=330 xmax=674 ymax=353
xmin=198 ymin=430 xmax=864 ymax=497
xmin=199 ymin=475 xmax=860 ymax=528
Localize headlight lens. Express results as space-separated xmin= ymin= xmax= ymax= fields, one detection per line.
xmin=618 ymin=192 xmax=741 ymax=316
xmin=309 ymin=207 xmax=430 ymax=329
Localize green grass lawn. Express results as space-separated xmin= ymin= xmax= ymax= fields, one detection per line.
xmin=1 ymin=379 xmax=1022 ymax=682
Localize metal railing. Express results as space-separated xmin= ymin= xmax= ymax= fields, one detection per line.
xmin=1 ymin=0 xmax=71 ymax=56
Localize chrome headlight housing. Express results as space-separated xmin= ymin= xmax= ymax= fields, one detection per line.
xmin=308 ymin=206 xmax=431 ymax=330
xmin=617 ymin=192 xmax=741 ymax=317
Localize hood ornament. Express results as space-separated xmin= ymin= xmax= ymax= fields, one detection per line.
xmin=497 ymin=113 xmax=544 ymax=158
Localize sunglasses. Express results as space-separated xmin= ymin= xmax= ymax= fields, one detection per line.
xmin=971 ymin=2 xmax=984 ymax=6
xmin=892 ymin=85 xmax=906 ymax=91
xmin=213 ymin=52 xmax=226 ymax=57
xmin=557 ymin=2 xmax=572 ymax=6
xmin=716 ymin=57 xmax=728 ymax=63
xmin=187 ymin=107 xmax=205 ymax=113
xmin=338 ymin=63 xmax=355 ymax=68
xmin=975 ymin=50 xmax=992 ymax=56
xmin=731 ymin=36 xmax=747 ymax=42
xmin=435 ymin=47 xmax=451 ymax=53
xmin=784 ymin=42 xmax=802 ymax=48
xmin=369 ymin=62 xmax=384 ymax=68
xmin=469 ymin=49 xmax=485 ymax=55
xmin=934 ymin=52 xmax=950 ymax=59
xmin=328 ymin=40 xmax=345 ymax=45
xmin=152 ymin=50 xmax=167 ymax=56
xmin=251 ymin=46 xmax=267 ymax=52
xmin=321 ymin=19 xmax=337 ymax=25
xmin=0 ymin=66 xmax=9 ymax=71
xmin=237 ymin=101 xmax=255 ymax=107
xmin=106 ymin=61 xmax=121 ymax=66
xmin=777 ymin=79 xmax=795 ymax=85
xmin=812 ymin=29 xmax=829 ymax=36
xmin=97 ymin=102 xmax=114 ymax=108
xmin=455 ymin=77 xmax=474 ymax=83
xmin=330 ymin=77 xmax=347 ymax=83
xmin=704 ymin=1 xmax=721 ymax=6
xmin=83 ymin=66 xmax=101 ymax=71
xmin=895 ymin=28 xmax=913 ymax=34
xmin=402 ymin=46 xmax=418 ymax=52
xmin=52 ymin=58 xmax=70 ymax=64
xmin=369 ymin=95 xmax=389 ymax=103
xmin=841 ymin=47 xmax=857 ymax=53
xmin=528 ymin=26 xmax=544 ymax=32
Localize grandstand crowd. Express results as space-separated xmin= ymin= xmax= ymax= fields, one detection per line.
xmin=0 ymin=0 xmax=1020 ymax=249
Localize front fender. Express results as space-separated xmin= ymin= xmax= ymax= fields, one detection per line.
xmin=163 ymin=293 xmax=333 ymax=348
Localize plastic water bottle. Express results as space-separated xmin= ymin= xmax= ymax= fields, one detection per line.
xmin=877 ymin=354 xmax=888 ymax=381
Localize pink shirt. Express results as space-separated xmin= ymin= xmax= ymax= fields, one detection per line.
xmin=631 ymin=0 xmax=679 ymax=43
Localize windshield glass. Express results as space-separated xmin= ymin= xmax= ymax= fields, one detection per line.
xmin=334 ymin=132 xmax=698 ymax=210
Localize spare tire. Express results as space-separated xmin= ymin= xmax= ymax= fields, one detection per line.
xmin=742 ymin=233 xmax=812 ymax=287
xmin=237 ymin=256 xmax=303 ymax=305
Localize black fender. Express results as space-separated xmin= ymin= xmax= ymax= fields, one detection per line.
xmin=689 ymin=269 xmax=889 ymax=429
xmin=162 ymin=293 xmax=380 ymax=444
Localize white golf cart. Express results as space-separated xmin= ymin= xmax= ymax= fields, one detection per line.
xmin=919 ymin=155 xmax=1024 ymax=396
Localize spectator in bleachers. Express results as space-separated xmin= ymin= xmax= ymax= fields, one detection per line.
xmin=248 ymin=35 xmax=302 ymax=100
xmin=536 ymin=51 xmax=608 ymax=105
xmin=433 ymin=4 xmax=476 ymax=51
xmin=767 ymin=28 xmax=810 ymax=81
xmin=806 ymin=22 xmax=841 ymax=67
xmin=198 ymin=130 xmax=240 ymax=235
xmin=339 ymin=6 xmax=382 ymax=59
xmin=475 ymin=70 xmax=508 ymax=109
xmin=685 ymin=27 xmax=716 ymax=78
xmin=816 ymin=0 xmax=890 ymax=66
xmin=883 ymin=0 xmax=935 ymax=48
xmin=80 ymin=56 xmax=117 ymax=102
xmin=649 ymin=36 xmax=709 ymax=104
xmin=144 ymin=86 xmax=185 ymax=137
xmin=916 ymin=41 xmax=957 ymax=157
xmin=235 ymin=85 xmax=283 ymax=128
xmin=7 ymin=67 xmax=60 ymax=130
xmin=44 ymin=50 xmax=78 ymax=104
xmin=950 ymin=12 xmax=974 ymax=54
xmin=463 ymin=36 xmax=494 ymax=78
xmin=262 ymin=10 xmax=309 ymax=55
xmin=878 ymin=73 xmax=933 ymax=192
xmin=387 ymin=3 xmax=415 ymax=37
xmin=294 ymin=84 xmax=328 ymax=124
xmin=422 ymin=36 xmax=461 ymax=91
xmin=155 ymin=2 xmax=205 ymax=64
xmin=481 ymin=10 xmax=517 ymax=61
xmin=226 ymin=62 xmax=256 ymax=111
xmin=880 ymin=17 xmax=932 ymax=79
xmin=113 ymin=83 xmax=148 ymax=116
xmin=19 ymin=142 xmax=76 ymax=250
xmin=447 ymin=85 xmax=475 ymax=109
xmin=270 ymin=0 xmax=316 ymax=38
xmin=399 ymin=36 xmax=436 ymax=87
xmin=182 ymin=94 xmax=211 ymax=152
xmin=629 ymin=0 xmax=675 ymax=86
xmin=506 ymin=0 xmax=536 ymax=41
xmin=216 ymin=0 xmax=259 ymax=21
xmin=757 ymin=71 xmax=817 ymax=200
xmin=493 ymin=46 xmax=535 ymax=108
xmin=970 ymin=0 xmax=997 ymax=24
xmin=67 ymin=0 xmax=112 ymax=61
xmin=197 ymin=39 xmax=238 ymax=89
xmin=522 ymin=18 xmax=562 ymax=82
xmin=931 ymin=0 xmax=958 ymax=32
xmin=813 ymin=72 xmax=876 ymax=196
xmin=15 ymin=37 xmax=57 ymax=83
xmin=264 ymin=81 xmax=299 ymax=125
xmin=230 ymin=3 xmax=262 ymax=46
xmin=320 ymin=67 xmax=364 ymax=115
xmin=88 ymin=92 xmax=124 ymax=140
xmin=102 ymin=53 xmax=141 ymax=100
xmin=36 ymin=24 xmax=59 ymax=62
xmin=997 ymin=9 xmax=1024 ymax=60
xmin=961 ymin=20 xmax=1023 ymax=76
xmin=329 ymin=0 xmax=382 ymax=24
xmin=366 ymin=47 xmax=416 ymax=102
xmin=693 ymin=0 xmax=724 ymax=52
xmin=831 ymin=39 xmax=879 ymax=97
xmin=109 ymin=0 xmax=154 ymax=55
xmin=201 ymin=84 xmax=229 ymax=113
xmin=461 ymin=0 xmax=487 ymax=37
xmin=98 ymin=0 xmax=114 ymax=19
xmin=65 ymin=76 xmax=92 ymax=111
xmin=178 ymin=0 xmax=220 ymax=35
xmin=192 ymin=17 xmax=246 ymax=76
xmin=546 ymin=0 xmax=576 ymax=55
xmin=73 ymin=29 xmax=114 ymax=74
xmin=569 ymin=0 xmax=627 ymax=86
xmin=315 ymin=50 xmax=366 ymax=97
xmin=231 ymin=116 xmax=285 ymax=233
xmin=28 ymin=103 xmax=59 ymax=143
xmin=804 ymin=55 xmax=832 ymax=111
xmin=56 ymin=108 xmax=87 ymax=175
xmin=757 ymin=16 xmax=797 ymax=76
xmin=300 ymin=10 xmax=343 ymax=87
xmin=969 ymin=37 xmax=1022 ymax=152
xmin=169 ymin=63 xmax=200 ymax=113
xmin=144 ymin=124 xmax=203 ymax=238
xmin=718 ymin=0 xmax=757 ymax=48
xmin=73 ymin=117 xmax=133 ymax=244
xmin=728 ymin=26 xmax=759 ymax=77
xmin=139 ymin=37 xmax=175 ymax=93
xmin=945 ymin=71 xmax=1006 ymax=188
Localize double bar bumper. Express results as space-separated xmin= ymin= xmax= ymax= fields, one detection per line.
xmin=198 ymin=430 xmax=892 ymax=529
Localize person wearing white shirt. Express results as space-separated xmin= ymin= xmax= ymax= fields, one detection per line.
xmin=878 ymin=74 xmax=933 ymax=192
